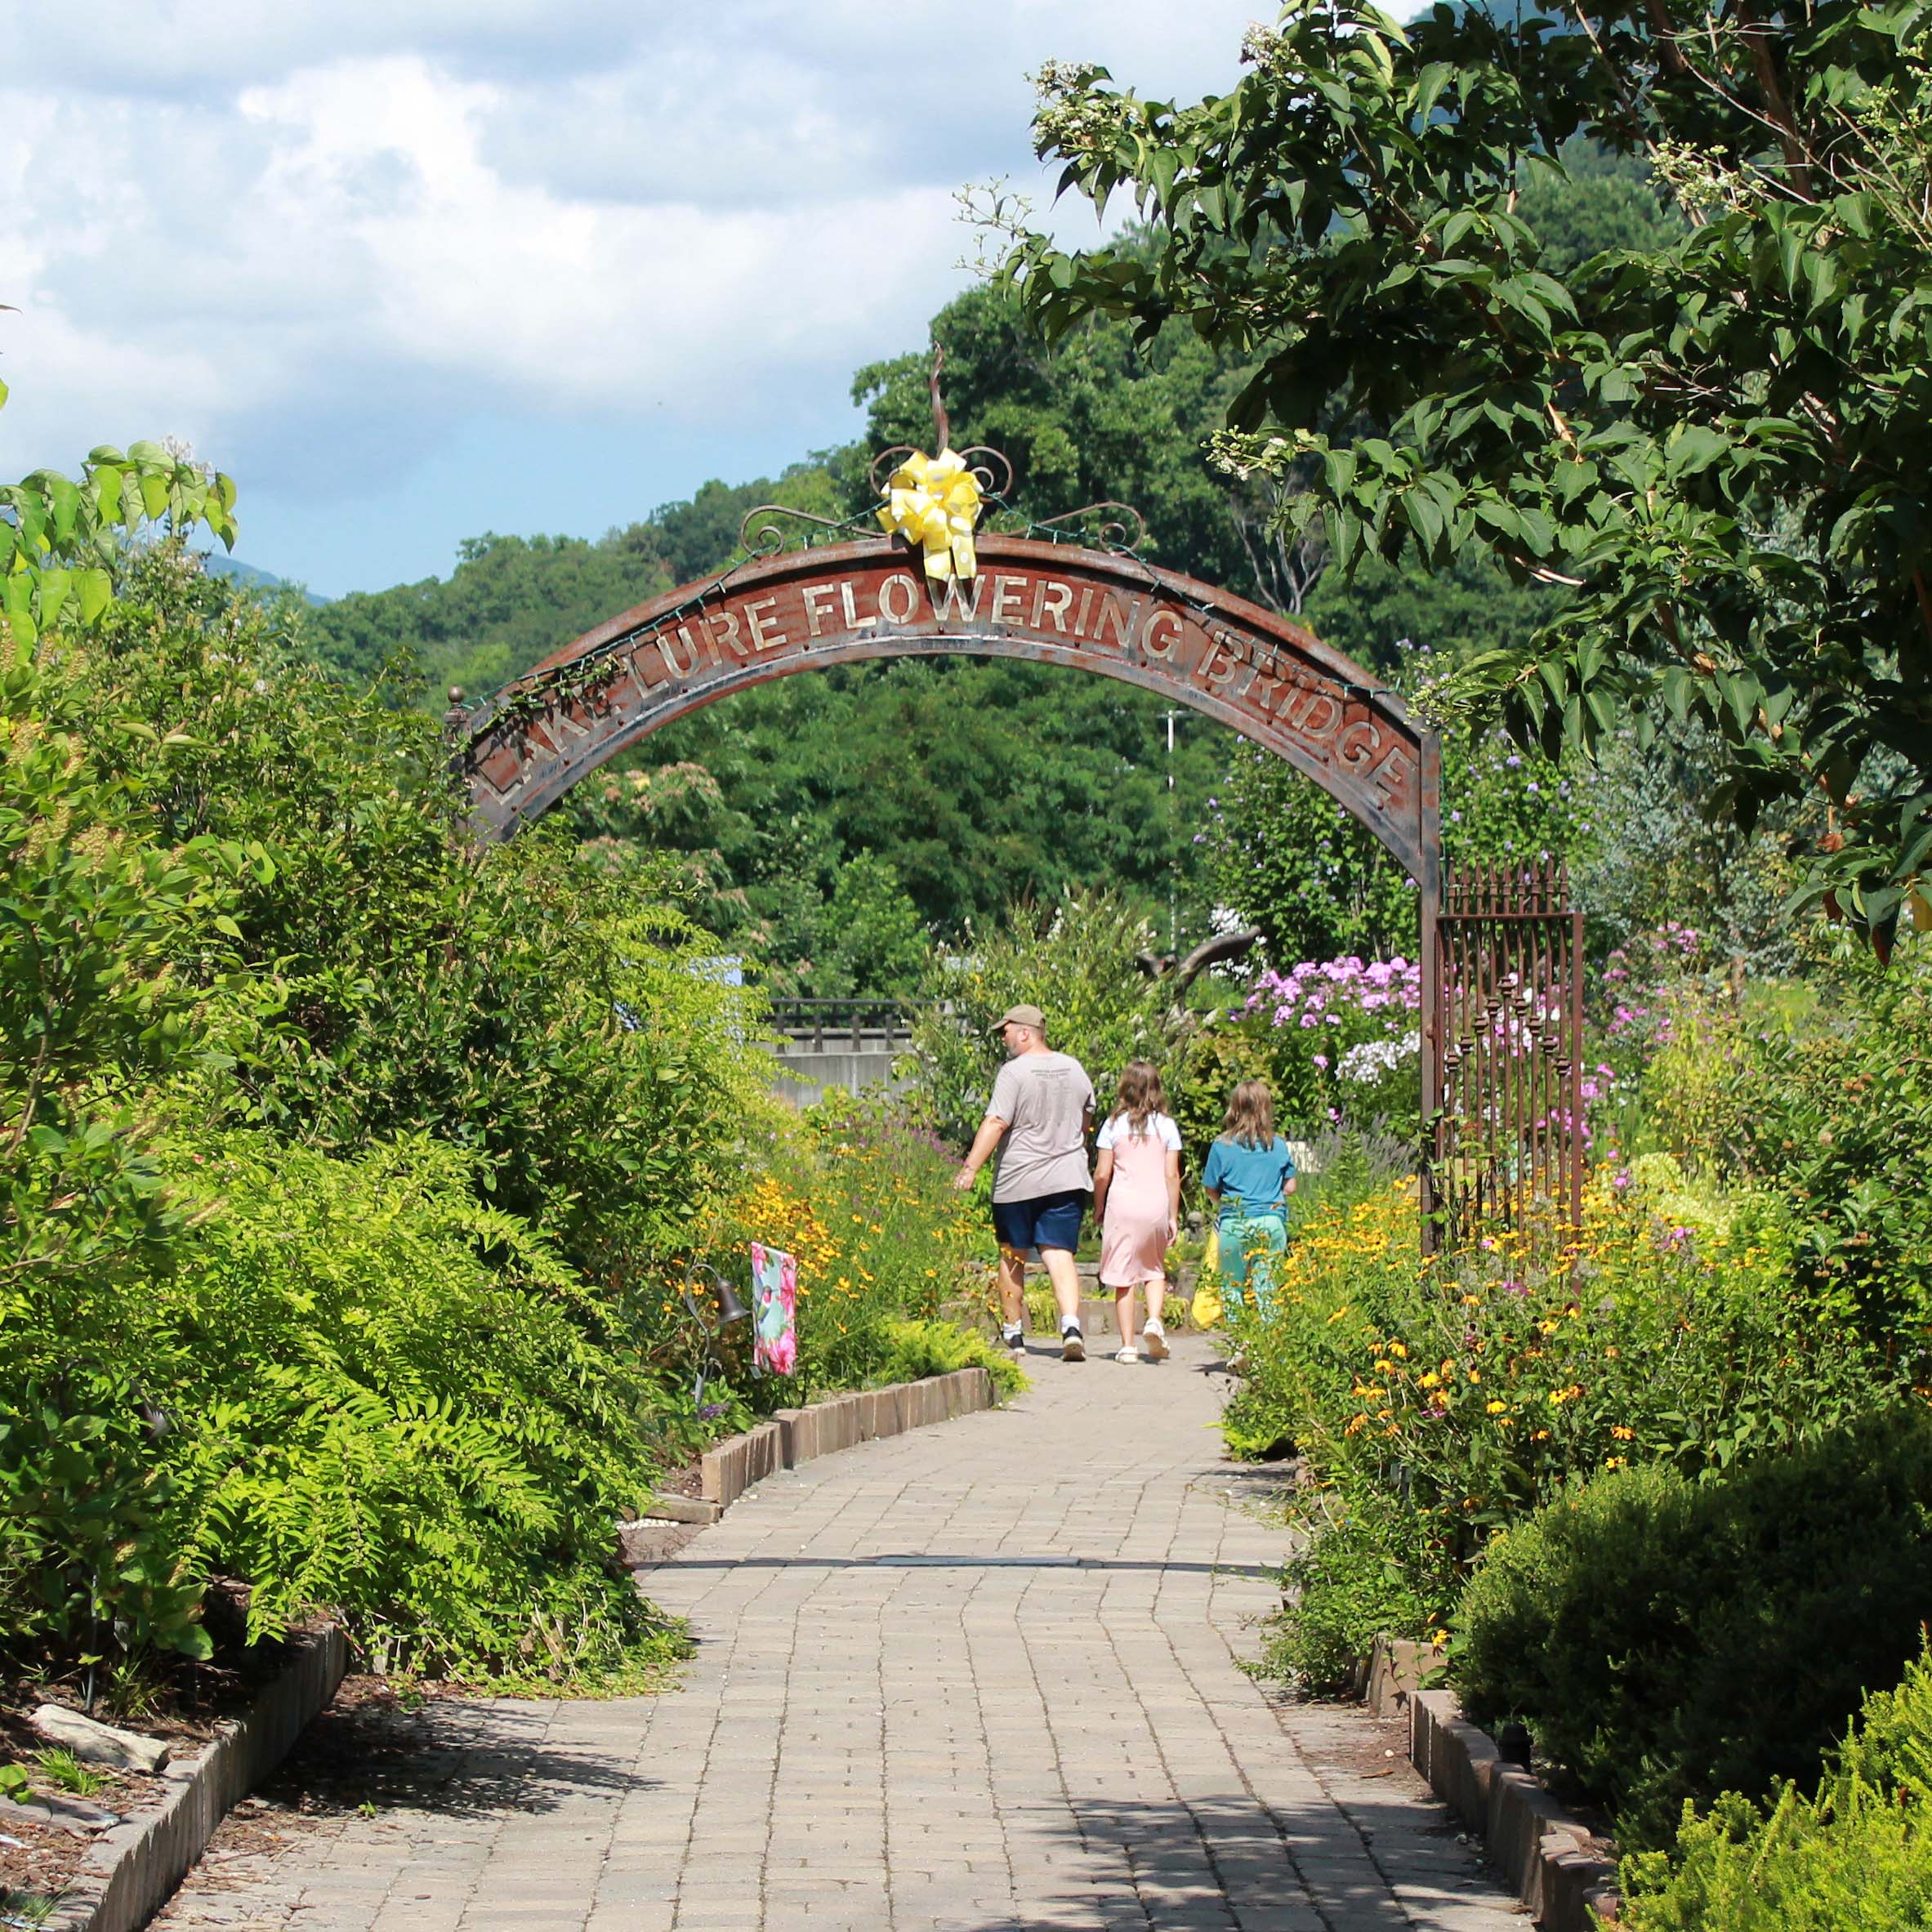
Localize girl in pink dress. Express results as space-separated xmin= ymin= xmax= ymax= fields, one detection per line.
xmin=1091 ymin=1061 xmax=1184 ymax=1363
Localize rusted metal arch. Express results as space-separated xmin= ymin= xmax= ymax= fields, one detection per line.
xmin=457 ymin=533 xmax=1446 ymax=1228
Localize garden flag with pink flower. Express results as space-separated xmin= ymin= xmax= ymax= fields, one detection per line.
xmin=750 ymin=1242 xmax=797 ymax=1377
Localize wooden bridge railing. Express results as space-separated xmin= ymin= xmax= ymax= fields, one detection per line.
xmin=768 ymin=998 xmax=917 ymax=1054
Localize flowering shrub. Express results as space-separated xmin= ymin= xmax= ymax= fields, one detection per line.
xmin=1238 ymin=954 xmax=1422 ymax=1130
xmin=1229 ymin=1157 xmax=1897 ymax=1669
xmin=725 ymin=1093 xmax=989 ymax=1399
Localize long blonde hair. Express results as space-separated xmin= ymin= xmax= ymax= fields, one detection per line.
xmin=1110 ymin=1060 xmax=1167 ymax=1139
xmin=1220 ymin=1078 xmax=1275 ymax=1149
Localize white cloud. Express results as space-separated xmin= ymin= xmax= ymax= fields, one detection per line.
xmin=0 ymin=0 xmax=1262 ymax=587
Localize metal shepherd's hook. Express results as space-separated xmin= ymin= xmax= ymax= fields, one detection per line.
xmin=929 ymin=342 xmax=951 ymax=454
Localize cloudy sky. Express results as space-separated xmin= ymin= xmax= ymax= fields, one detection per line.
xmin=0 ymin=2 xmax=1264 ymax=596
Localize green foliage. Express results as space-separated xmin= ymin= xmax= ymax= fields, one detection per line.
xmin=1211 ymin=728 xmax=1596 ymax=967
xmin=1622 ymin=1783 xmax=1932 ymax=1931
xmin=33 ymin=1750 xmax=103 ymax=1797
xmin=1254 ymin=1504 xmax=1433 ymax=1696
xmin=0 ymin=1376 xmax=212 ymax=1662
xmin=905 ymin=887 xmax=1192 ymax=1147
xmin=1006 ymin=0 xmax=1932 ymax=935
xmin=1210 ymin=748 xmax=1417 ymax=965
xmin=2 ymin=513 xmax=769 ymax=1681
xmin=1573 ymin=721 xmax=1806 ymax=976
xmin=1718 ymin=937 xmax=1932 ymax=1364
xmin=1 ymin=436 xmax=236 ymax=649
xmin=1302 ymin=547 xmax=1562 ymax=677
xmin=156 ymin=1135 xmax=672 ymax=1674
xmin=1596 ymin=1642 xmax=1932 ymax=1931
xmin=72 ymin=546 xmax=769 ymax=1276
xmin=1455 ymin=1412 xmax=1932 ymax=1847
xmin=872 ymin=1317 xmax=1028 ymax=1401
xmin=578 ymin=655 xmax=1230 ymax=987
xmin=814 ymin=854 xmax=929 ymax=999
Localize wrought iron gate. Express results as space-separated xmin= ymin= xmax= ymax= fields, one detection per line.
xmin=1422 ymin=860 xmax=1585 ymax=1252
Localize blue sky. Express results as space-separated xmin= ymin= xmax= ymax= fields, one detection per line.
xmin=0 ymin=2 xmax=1267 ymax=598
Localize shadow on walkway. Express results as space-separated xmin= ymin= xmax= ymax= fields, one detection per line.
xmin=662 ymin=1554 xmax=1278 ymax=1576
xmin=258 ymin=1699 xmax=655 ymax=1823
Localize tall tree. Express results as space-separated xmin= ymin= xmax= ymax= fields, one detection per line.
xmin=1002 ymin=0 xmax=1932 ymax=944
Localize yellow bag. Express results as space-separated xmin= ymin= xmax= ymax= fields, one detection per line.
xmin=1192 ymin=1228 xmax=1224 ymax=1327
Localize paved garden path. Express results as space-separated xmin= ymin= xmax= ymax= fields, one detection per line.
xmin=158 ymin=1337 xmax=1523 ymax=1932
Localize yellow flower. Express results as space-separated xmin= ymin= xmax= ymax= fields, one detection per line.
xmin=1486 ymin=1399 xmax=1508 ymax=1414
xmin=1610 ymin=1424 xmax=1635 ymax=1441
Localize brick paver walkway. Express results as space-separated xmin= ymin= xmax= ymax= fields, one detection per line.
xmin=159 ymin=1337 xmax=1522 ymax=1931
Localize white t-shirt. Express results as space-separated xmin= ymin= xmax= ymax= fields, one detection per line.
xmin=1095 ymin=1110 xmax=1182 ymax=1152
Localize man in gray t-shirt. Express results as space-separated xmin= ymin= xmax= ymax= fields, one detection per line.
xmin=952 ymin=1004 xmax=1095 ymax=1360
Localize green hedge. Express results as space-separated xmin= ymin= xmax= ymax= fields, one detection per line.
xmin=1455 ymin=1410 xmax=1932 ymax=1847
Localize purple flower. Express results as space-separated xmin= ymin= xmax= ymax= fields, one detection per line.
xmin=698 ymin=1401 xmax=729 ymax=1421
xmin=1313 ymin=1053 xmax=1329 ymax=1069
xmin=1506 ymin=754 xmax=1522 ymax=768
xmin=1501 ymin=1278 xmax=1528 ymax=1297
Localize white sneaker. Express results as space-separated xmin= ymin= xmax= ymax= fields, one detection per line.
xmin=1113 ymin=1346 xmax=1139 ymax=1363
xmin=1141 ymin=1320 xmax=1169 ymax=1362
xmin=1060 ymin=1323 xmax=1086 ymax=1362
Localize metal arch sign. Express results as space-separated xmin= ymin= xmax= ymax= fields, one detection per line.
xmin=462 ymin=535 xmax=1442 ymax=886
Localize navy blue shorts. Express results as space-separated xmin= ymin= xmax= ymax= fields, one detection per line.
xmin=992 ymin=1189 xmax=1086 ymax=1255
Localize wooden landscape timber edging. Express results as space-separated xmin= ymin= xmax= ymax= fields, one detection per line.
xmin=1365 ymin=1638 xmax=1620 ymax=1930
xmin=689 ymin=1367 xmax=997 ymax=1516
xmin=41 ymin=1626 xmax=348 ymax=1932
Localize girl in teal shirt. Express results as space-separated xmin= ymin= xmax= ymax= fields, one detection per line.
xmin=1200 ymin=1079 xmax=1297 ymax=1312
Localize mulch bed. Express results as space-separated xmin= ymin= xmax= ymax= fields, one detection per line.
xmin=0 ymin=1585 xmax=321 ymax=1918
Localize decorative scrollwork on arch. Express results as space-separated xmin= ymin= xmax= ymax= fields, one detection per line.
xmin=736 ymin=503 xmax=868 ymax=559
xmin=1013 ymin=500 xmax=1149 ymax=553
xmin=868 ymin=443 xmax=1015 ymax=503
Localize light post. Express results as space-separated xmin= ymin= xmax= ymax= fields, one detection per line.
xmin=681 ymin=1262 xmax=752 ymax=1409
xmin=1164 ymin=709 xmax=1180 ymax=957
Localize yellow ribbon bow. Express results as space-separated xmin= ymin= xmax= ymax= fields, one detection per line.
xmin=877 ymin=448 xmax=981 ymax=580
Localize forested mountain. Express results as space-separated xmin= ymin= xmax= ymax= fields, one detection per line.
xmin=296 ymin=149 xmax=1664 ymax=992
